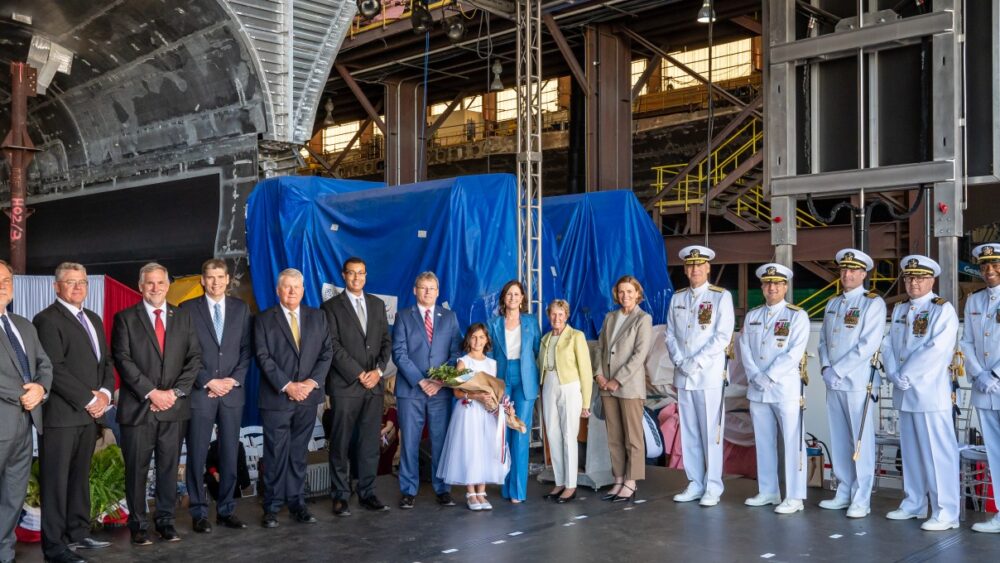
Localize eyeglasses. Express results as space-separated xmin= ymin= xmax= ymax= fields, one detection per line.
xmin=415 ymin=285 xmax=438 ymax=292
xmin=344 ymin=270 xmax=367 ymax=277
xmin=60 ymin=280 xmax=89 ymax=288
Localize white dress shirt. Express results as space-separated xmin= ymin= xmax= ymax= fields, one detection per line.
xmin=56 ymin=298 xmax=112 ymax=406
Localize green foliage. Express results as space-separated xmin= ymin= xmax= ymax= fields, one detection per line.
xmin=426 ymin=364 xmax=471 ymax=386
xmin=25 ymin=460 xmax=41 ymax=508
xmin=89 ymin=445 xmax=126 ymax=526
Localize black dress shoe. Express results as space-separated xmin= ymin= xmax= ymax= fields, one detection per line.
xmin=130 ymin=530 xmax=153 ymax=546
xmin=601 ymin=485 xmax=624 ymax=501
xmin=399 ymin=495 xmax=415 ymax=509
xmin=556 ymin=491 xmax=577 ymax=504
xmin=291 ymin=509 xmax=318 ymax=523
xmin=359 ymin=495 xmax=389 ymax=512
xmin=612 ymin=484 xmax=637 ymax=503
xmin=156 ymin=525 xmax=181 ymax=542
xmin=68 ymin=537 xmax=111 ymax=550
xmin=45 ymin=550 xmax=87 ymax=563
xmin=332 ymin=498 xmax=352 ymax=516
xmin=261 ymin=513 xmax=279 ymax=528
xmin=217 ymin=514 xmax=247 ymax=529
xmin=192 ymin=518 xmax=213 ymax=533
xmin=543 ymin=488 xmax=566 ymax=501
xmin=436 ymin=492 xmax=456 ymax=506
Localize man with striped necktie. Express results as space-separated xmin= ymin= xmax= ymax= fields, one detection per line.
xmin=392 ymin=272 xmax=462 ymax=509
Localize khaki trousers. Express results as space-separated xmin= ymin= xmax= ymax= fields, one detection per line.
xmin=601 ymin=396 xmax=646 ymax=481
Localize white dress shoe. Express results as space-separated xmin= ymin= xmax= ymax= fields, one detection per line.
xmin=971 ymin=516 xmax=1000 ymax=533
xmin=774 ymin=499 xmax=804 ymax=514
xmin=886 ymin=508 xmax=922 ymax=520
xmin=673 ymin=484 xmax=704 ymax=503
xmin=846 ymin=504 xmax=871 ymax=519
xmin=699 ymin=494 xmax=720 ymax=507
xmin=465 ymin=493 xmax=483 ymax=511
xmin=744 ymin=494 xmax=781 ymax=507
xmin=920 ymin=518 xmax=959 ymax=531
xmin=818 ymin=498 xmax=850 ymax=510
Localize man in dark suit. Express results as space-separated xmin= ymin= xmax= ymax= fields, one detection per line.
xmin=392 ymin=271 xmax=462 ymax=509
xmin=34 ymin=263 xmax=114 ymax=563
xmin=0 ymin=259 xmax=53 ymax=563
xmin=180 ymin=259 xmax=252 ymax=533
xmin=255 ymin=268 xmax=332 ymax=528
xmin=112 ymin=263 xmax=201 ymax=546
xmin=322 ymin=257 xmax=392 ymax=516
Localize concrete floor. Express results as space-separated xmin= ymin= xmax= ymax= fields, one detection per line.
xmin=14 ymin=468 xmax=999 ymax=562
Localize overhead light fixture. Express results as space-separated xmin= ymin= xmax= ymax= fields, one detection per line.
xmin=444 ymin=16 xmax=465 ymax=43
xmin=357 ymin=0 xmax=381 ymax=19
xmin=322 ymin=98 xmax=336 ymax=126
xmin=411 ymin=1 xmax=433 ymax=34
xmin=697 ymin=0 xmax=716 ymax=24
xmin=490 ymin=59 xmax=504 ymax=92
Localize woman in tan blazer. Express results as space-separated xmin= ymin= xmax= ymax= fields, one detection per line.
xmin=594 ymin=275 xmax=653 ymax=502
xmin=538 ymin=300 xmax=593 ymax=504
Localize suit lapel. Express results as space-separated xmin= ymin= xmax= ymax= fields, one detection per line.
xmin=222 ymin=297 xmax=240 ymax=345
xmin=194 ymin=297 xmax=219 ymax=347
xmin=136 ymin=304 xmax=162 ymax=357
xmin=276 ymin=307 xmax=300 ymax=356
xmin=55 ymin=303 xmax=98 ymax=360
xmin=164 ymin=306 xmax=181 ymax=359
xmin=492 ymin=317 xmax=507 ymax=358
xmin=0 ymin=317 xmax=24 ymax=378
xmin=339 ymin=292 xmax=366 ymax=338
xmin=609 ymin=310 xmax=639 ymax=350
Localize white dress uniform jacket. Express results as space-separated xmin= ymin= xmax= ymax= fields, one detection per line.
xmin=818 ymin=286 xmax=887 ymax=390
xmin=962 ymin=285 xmax=1000 ymax=410
xmin=666 ymin=284 xmax=735 ymax=390
xmin=882 ymin=293 xmax=958 ymax=412
xmin=740 ymin=302 xmax=810 ymax=403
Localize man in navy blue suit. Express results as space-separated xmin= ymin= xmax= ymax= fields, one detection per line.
xmin=392 ymin=272 xmax=462 ymax=509
xmin=180 ymin=259 xmax=252 ymax=533
xmin=255 ymin=268 xmax=332 ymax=528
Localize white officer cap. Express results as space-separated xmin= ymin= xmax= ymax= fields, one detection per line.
xmin=756 ymin=263 xmax=793 ymax=283
xmin=972 ymin=243 xmax=1000 ymax=265
xmin=835 ymin=248 xmax=873 ymax=271
xmin=900 ymin=254 xmax=940 ymax=278
xmin=678 ymin=245 xmax=715 ymax=265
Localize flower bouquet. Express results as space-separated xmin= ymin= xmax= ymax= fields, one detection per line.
xmin=427 ymin=365 xmax=527 ymax=433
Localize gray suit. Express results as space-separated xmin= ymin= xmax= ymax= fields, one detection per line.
xmin=0 ymin=313 xmax=53 ymax=561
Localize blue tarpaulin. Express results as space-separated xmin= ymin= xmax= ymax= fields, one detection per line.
xmin=542 ymin=190 xmax=672 ymax=338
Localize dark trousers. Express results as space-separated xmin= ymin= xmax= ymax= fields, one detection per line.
xmin=120 ymin=419 xmax=186 ymax=531
xmin=329 ymin=394 xmax=381 ymax=500
xmin=0 ymin=414 xmax=32 ymax=562
xmin=186 ymin=401 xmax=243 ymax=519
xmin=261 ymin=405 xmax=315 ymax=514
xmin=40 ymin=423 xmax=98 ymax=558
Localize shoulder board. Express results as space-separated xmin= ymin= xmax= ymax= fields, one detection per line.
xmin=972 ymin=287 xmax=988 ymax=295
xmin=865 ymin=291 xmax=879 ymax=299
xmin=749 ymin=304 xmax=764 ymax=312
xmin=709 ymin=285 xmax=725 ymax=293
xmin=786 ymin=304 xmax=802 ymax=311
xmin=932 ymin=297 xmax=947 ymax=306
xmin=675 ymin=287 xmax=689 ymax=294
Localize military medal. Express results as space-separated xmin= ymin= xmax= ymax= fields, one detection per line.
xmin=913 ymin=311 xmax=929 ymax=337
xmin=774 ymin=320 xmax=790 ymax=337
xmin=844 ymin=307 xmax=860 ymax=327
xmin=698 ymin=302 xmax=713 ymax=327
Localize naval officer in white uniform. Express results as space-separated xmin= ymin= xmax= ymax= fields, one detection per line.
xmin=817 ymin=249 xmax=886 ymax=518
xmin=666 ymin=246 xmax=735 ymax=507
xmin=882 ymin=255 xmax=960 ymax=531
xmin=740 ymin=263 xmax=810 ymax=514
xmin=960 ymin=243 xmax=1000 ymax=533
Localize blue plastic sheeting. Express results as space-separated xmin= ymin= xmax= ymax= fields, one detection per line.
xmin=542 ymin=190 xmax=672 ymax=339
xmin=246 ymin=173 xmax=561 ymax=326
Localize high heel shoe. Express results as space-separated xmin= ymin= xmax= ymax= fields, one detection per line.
xmin=556 ymin=491 xmax=577 ymax=504
xmin=543 ymin=487 xmax=566 ymax=501
xmin=612 ymin=484 xmax=636 ymax=503
xmin=601 ymin=485 xmax=623 ymax=501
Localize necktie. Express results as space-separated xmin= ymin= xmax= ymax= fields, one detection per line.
xmin=424 ymin=309 xmax=434 ymax=345
xmin=289 ymin=311 xmax=300 ymax=350
xmin=76 ymin=310 xmax=99 ymax=358
xmin=213 ymin=302 xmax=224 ymax=344
xmin=1 ymin=315 xmax=31 ymax=383
xmin=154 ymin=309 xmax=166 ymax=354
xmin=356 ymin=297 xmax=367 ymax=335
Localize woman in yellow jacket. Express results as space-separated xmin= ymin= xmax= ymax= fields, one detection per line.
xmin=538 ymin=299 xmax=593 ymax=503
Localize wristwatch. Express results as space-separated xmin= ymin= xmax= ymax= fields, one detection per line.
xmin=172 ymin=388 xmax=186 ymax=399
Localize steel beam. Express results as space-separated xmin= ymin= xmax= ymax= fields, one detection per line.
xmin=585 ymin=24 xmax=632 ymax=192
xmin=1 ymin=62 xmax=40 ymax=274
xmin=631 ymin=53 xmax=661 ymax=100
xmin=731 ymin=15 xmax=763 ymax=36
xmin=426 ymin=91 xmax=471 ymax=138
xmin=384 ymin=80 xmax=422 ymax=185
xmin=330 ymin=102 xmax=381 ymax=170
xmin=335 ymin=64 xmax=387 ymax=133
xmin=542 ymin=14 xmax=591 ymax=97
xmin=769 ymin=10 xmax=953 ymax=65
xmin=769 ymin=160 xmax=954 ymax=197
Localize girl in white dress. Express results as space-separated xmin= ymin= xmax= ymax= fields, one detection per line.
xmin=437 ymin=324 xmax=511 ymax=510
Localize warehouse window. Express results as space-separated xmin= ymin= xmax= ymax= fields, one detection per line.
xmin=661 ymin=38 xmax=752 ymax=91
xmin=496 ymin=81 xmax=558 ymax=121
xmin=321 ymin=121 xmax=361 ymax=153
xmin=631 ymin=59 xmax=648 ymax=96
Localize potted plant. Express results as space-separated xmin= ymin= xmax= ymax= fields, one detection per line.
xmin=89 ymin=445 xmax=127 ymax=528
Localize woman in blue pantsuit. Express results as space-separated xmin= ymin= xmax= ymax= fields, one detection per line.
xmin=487 ymin=280 xmax=541 ymax=503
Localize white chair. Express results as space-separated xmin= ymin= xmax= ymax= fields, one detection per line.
xmin=873 ymin=382 xmax=902 ymax=492
xmin=239 ymin=426 xmax=265 ymax=496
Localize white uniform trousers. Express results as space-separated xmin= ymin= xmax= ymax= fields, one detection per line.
xmin=826 ymin=389 xmax=876 ymax=508
xmin=678 ymin=387 xmax=725 ymax=497
xmin=977 ymin=408 xmax=1000 ymax=511
xmin=898 ymin=410 xmax=960 ymax=522
xmin=542 ymin=376 xmax=582 ymax=489
xmin=750 ymin=400 xmax=807 ymax=500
